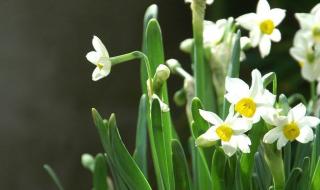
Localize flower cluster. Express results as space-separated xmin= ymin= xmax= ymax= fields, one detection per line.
xmin=197 ymin=69 xmax=320 ymax=156
xmin=290 ymin=3 xmax=320 ymax=82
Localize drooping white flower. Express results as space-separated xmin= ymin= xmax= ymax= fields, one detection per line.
xmin=295 ymin=4 xmax=320 ymax=44
xmin=289 ymin=31 xmax=320 ymax=82
xmin=86 ymin=36 xmax=111 ymax=81
xmin=225 ymin=69 xmax=276 ymax=123
xmin=196 ymin=106 xmax=252 ymax=156
xmin=185 ymin=0 xmax=214 ymax=5
xmin=263 ymin=103 xmax=320 ymax=150
xmin=152 ymin=94 xmax=170 ymax=112
xmin=236 ymin=0 xmax=286 ymax=58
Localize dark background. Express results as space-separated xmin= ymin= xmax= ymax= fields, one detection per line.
xmin=0 ymin=0 xmax=317 ymax=189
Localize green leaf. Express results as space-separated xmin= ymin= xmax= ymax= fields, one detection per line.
xmin=191 ymin=97 xmax=210 ymax=137
xmin=311 ymin=159 xmax=320 ymax=190
xmin=189 ymin=137 xmax=212 ymax=190
xmin=311 ymin=122 xmax=320 ymax=174
xmin=222 ymin=30 xmax=241 ymax=119
xmin=240 ymin=121 xmax=267 ymax=190
xmin=151 ymin=98 xmax=171 ymax=190
xmin=141 ymin=4 xmax=158 ymax=93
xmin=283 ymin=143 xmax=291 ymax=180
xmin=284 ymin=168 xmax=302 ymax=190
xmin=43 ymin=164 xmax=64 ymax=190
xmin=133 ymin=94 xmax=148 ymax=177
xmin=298 ymin=157 xmax=310 ymax=190
xmin=263 ymin=72 xmax=277 ymax=95
xmin=93 ymin=154 xmax=109 ymax=190
xmin=172 ymin=139 xmax=192 ymax=190
xmin=211 ymin=147 xmax=227 ymax=190
xmin=254 ymin=152 xmax=272 ymax=190
xmin=108 ymin=114 xmax=152 ymax=190
xmin=146 ymin=18 xmax=175 ymax=189
xmin=278 ymin=94 xmax=290 ymax=115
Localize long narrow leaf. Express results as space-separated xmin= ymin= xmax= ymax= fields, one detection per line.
xmin=43 ymin=164 xmax=64 ymax=190
xmin=133 ymin=94 xmax=148 ymax=177
xmin=93 ymin=154 xmax=109 ymax=190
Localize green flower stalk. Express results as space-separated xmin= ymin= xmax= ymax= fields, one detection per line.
xmin=189 ymin=0 xmax=216 ymax=111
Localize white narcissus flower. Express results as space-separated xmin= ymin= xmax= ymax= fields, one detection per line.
xmin=86 ymin=36 xmax=111 ymax=81
xmin=236 ymin=0 xmax=286 ymax=58
xmin=196 ymin=106 xmax=252 ymax=156
xmin=203 ymin=19 xmax=227 ymax=47
xmin=185 ymin=0 xmax=214 ymax=5
xmin=263 ymin=103 xmax=320 ymax=150
xmin=225 ymin=69 xmax=276 ymax=123
xmin=289 ymin=31 xmax=320 ymax=82
xmin=295 ymin=4 xmax=320 ymax=44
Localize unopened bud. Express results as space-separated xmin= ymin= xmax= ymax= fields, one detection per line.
xmin=180 ymin=38 xmax=194 ymax=53
xmin=81 ymin=153 xmax=95 ymax=172
xmin=155 ymin=64 xmax=170 ymax=82
xmin=166 ymin=59 xmax=181 ymax=73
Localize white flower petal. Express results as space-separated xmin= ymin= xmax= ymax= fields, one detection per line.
xmin=295 ymin=13 xmax=315 ymax=29
xmin=276 ymin=135 xmax=288 ymax=150
xmin=249 ymin=69 xmax=263 ymax=98
xmin=263 ymin=127 xmax=282 ymax=144
xmin=195 ymin=127 xmax=219 ymax=147
xmin=269 ymin=8 xmax=286 ymax=26
xmin=301 ymin=62 xmax=320 ymax=82
xmin=235 ymin=135 xmax=251 ymax=153
xmin=257 ymin=0 xmax=271 ymax=17
xmin=289 ymin=46 xmax=306 ymax=63
xmin=225 ymin=77 xmax=249 ymax=97
xmin=230 ymin=118 xmax=253 ymax=134
xmin=298 ymin=116 xmax=320 ymax=128
xmin=86 ymin=51 xmax=100 ymax=64
xmin=249 ymin=28 xmax=261 ymax=47
xmin=221 ymin=140 xmax=237 ymax=157
xmin=269 ymin=29 xmax=281 ymax=42
xmin=296 ymin=126 xmax=314 ymax=143
xmin=236 ymin=13 xmax=258 ymax=30
xmin=259 ymin=35 xmax=271 ymax=58
xmin=199 ymin=109 xmax=223 ymax=126
xmin=92 ymin=36 xmax=109 ymax=57
xmin=288 ymin=103 xmax=306 ymax=122
xmin=92 ymin=67 xmax=106 ymax=81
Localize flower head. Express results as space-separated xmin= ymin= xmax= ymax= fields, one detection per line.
xmin=289 ymin=31 xmax=320 ymax=82
xmin=236 ymin=0 xmax=286 ymax=57
xmin=225 ymin=69 xmax=276 ymax=123
xmin=196 ymin=106 xmax=252 ymax=156
xmin=86 ymin=36 xmax=111 ymax=81
xmin=263 ymin=103 xmax=320 ymax=150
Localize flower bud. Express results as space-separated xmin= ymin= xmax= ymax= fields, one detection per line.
xmin=180 ymin=38 xmax=194 ymax=53
xmin=81 ymin=153 xmax=95 ymax=172
xmin=155 ymin=64 xmax=170 ymax=82
xmin=166 ymin=59 xmax=181 ymax=73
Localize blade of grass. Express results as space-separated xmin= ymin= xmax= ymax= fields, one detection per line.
xmin=172 ymin=139 xmax=192 ymax=190
xmin=43 ymin=164 xmax=64 ymax=190
xmin=93 ymin=154 xmax=109 ymax=190
xmin=133 ymin=94 xmax=148 ymax=177
xmin=311 ymin=159 xmax=320 ymax=190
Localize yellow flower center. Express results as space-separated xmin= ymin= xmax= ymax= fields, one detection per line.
xmin=259 ymin=19 xmax=275 ymax=35
xmin=235 ymin=98 xmax=256 ymax=118
xmin=283 ymin=123 xmax=300 ymax=141
xmin=216 ymin=124 xmax=233 ymax=142
xmin=312 ymin=24 xmax=320 ymax=43
xmin=97 ymin=63 xmax=104 ymax=70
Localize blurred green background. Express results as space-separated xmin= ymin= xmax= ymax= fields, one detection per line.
xmin=0 ymin=0 xmax=318 ymax=189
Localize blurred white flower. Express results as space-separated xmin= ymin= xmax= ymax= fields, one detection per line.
xmin=263 ymin=103 xmax=320 ymax=150
xmin=203 ymin=19 xmax=227 ymax=46
xmin=185 ymin=0 xmax=214 ymax=5
xmin=289 ymin=31 xmax=320 ymax=82
xmin=196 ymin=106 xmax=252 ymax=156
xmin=86 ymin=36 xmax=111 ymax=81
xmin=236 ymin=0 xmax=286 ymax=58
xmin=225 ymin=69 xmax=276 ymax=123
xmin=295 ymin=4 xmax=320 ymax=44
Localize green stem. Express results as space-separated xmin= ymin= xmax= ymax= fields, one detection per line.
xmin=191 ymin=0 xmax=215 ymax=111
xmin=263 ymin=144 xmax=285 ymax=190
xmin=110 ymin=51 xmax=153 ymax=94
xmin=311 ymin=81 xmax=317 ymax=108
